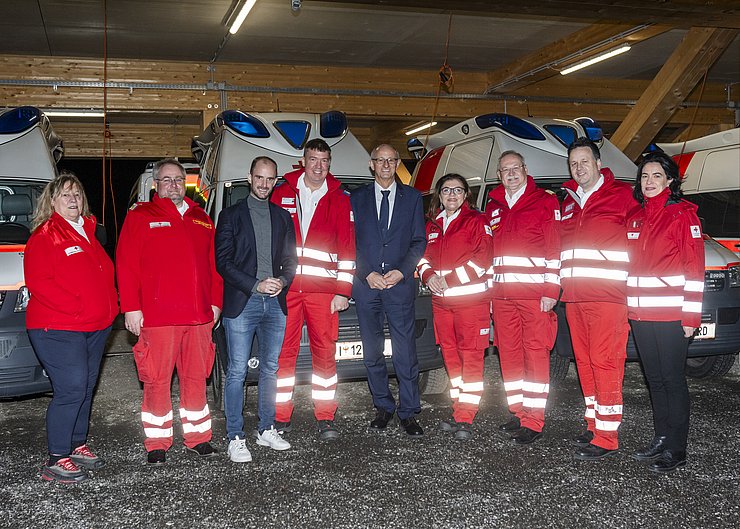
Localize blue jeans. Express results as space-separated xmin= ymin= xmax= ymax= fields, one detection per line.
xmin=223 ymin=294 xmax=286 ymax=437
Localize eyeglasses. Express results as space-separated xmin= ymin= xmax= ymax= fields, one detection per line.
xmin=498 ymin=164 xmax=524 ymax=175
xmin=440 ymin=187 xmax=465 ymax=196
xmin=371 ymin=157 xmax=399 ymax=166
xmin=156 ymin=177 xmax=185 ymax=186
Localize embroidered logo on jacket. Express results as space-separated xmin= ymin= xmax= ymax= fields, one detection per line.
xmin=192 ymin=219 xmax=213 ymax=229
xmin=690 ymin=225 xmax=701 ymax=238
xmin=149 ymin=221 xmax=171 ymax=228
xmin=554 ymin=210 xmax=561 ymax=221
xmin=428 ymin=232 xmax=439 ymax=241
xmin=281 ymin=197 xmax=295 ymax=205
xmin=627 ymin=232 xmax=640 ymax=239
xmin=65 ymin=245 xmax=83 ymax=256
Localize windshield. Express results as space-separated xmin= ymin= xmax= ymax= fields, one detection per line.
xmin=0 ymin=180 xmax=45 ymax=244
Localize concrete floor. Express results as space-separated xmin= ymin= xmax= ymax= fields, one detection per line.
xmin=1 ymin=334 xmax=738 ymax=529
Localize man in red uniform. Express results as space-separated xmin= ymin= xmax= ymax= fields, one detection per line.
xmin=487 ymin=151 xmax=561 ymax=445
xmin=560 ymin=137 xmax=639 ymax=460
xmin=117 ymin=158 xmax=223 ymax=464
xmin=271 ymin=138 xmax=356 ymax=440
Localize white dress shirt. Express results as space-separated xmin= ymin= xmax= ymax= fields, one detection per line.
xmin=436 ymin=207 xmax=462 ymax=234
xmin=374 ymin=180 xmax=397 ymax=229
xmin=576 ymin=174 xmax=604 ymax=208
xmin=297 ymin=174 xmax=328 ymax=238
xmin=505 ymin=185 xmax=527 ymax=209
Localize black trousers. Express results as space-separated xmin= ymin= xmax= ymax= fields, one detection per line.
xmin=630 ymin=320 xmax=690 ymax=452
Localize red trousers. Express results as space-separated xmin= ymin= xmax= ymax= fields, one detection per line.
xmin=432 ymin=299 xmax=489 ymax=424
xmin=275 ymin=291 xmax=339 ymax=422
xmin=132 ymin=322 xmax=215 ymax=451
xmin=566 ymin=302 xmax=628 ymax=450
xmin=492 ymin=298 xmax=557 ymax=433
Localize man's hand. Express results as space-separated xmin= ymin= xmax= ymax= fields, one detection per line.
xmin=683 ymin=325 xmax=696 ymax=338
xmin=383 ymin=270 xmax=403 ymax=288
xmin=257 ymin=277 xmax=284 ymax=297
xmin=366 ymin=271 xmax=387 ymax=290
xmin=124 ymin=310 xmax=144 ymax=336
xmin=426 ymin=274 xmax=447 ymax=296
xmin=540 ymin=296 xmax=557 ymax=312
xmin=212 ymin=305 xmax=222 ymax=323
xmin=330 ymin=295 xmax=349 ymax=314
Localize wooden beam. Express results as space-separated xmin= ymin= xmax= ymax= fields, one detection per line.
xmin=611 ymin=27 xmax=738 ymax=159
xmin=486 ymin=23 xmax=671 ymax=93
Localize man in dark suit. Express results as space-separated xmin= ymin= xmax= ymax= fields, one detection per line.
xmin=350 ymin=144 xmax=427 ymax=437
xmin=215 ymin=156 xmax=297 ymax=463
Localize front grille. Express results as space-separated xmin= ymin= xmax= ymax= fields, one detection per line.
xmin=0 ymin=366 xmax=34 ymax=384
xmin=0 ymin=336 xmax=18 ymax=359
xmin=718 ymin=308 xmax=740 ymax=325
xmin=701 ymin=311 xmax=713 ymax=323
xmin=301 ymin=320 xmax=428 ymax=346
xmin=704 ymin=270 xmax=725 ymax=292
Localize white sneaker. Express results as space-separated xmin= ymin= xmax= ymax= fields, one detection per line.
xmin=227 ymin=436 xmax=252 ymax=463
xmin=256 ymin=426 xmax=291 ymax=451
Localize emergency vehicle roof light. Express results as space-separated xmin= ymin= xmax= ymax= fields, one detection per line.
xmin=0 ymin=106 xmax=40 ymax=134
xmin=544 ymin=124 xmax=578 ymax=148
xmin=575 ymin=117 xmax=604 ymax=143
xmin=222 ymin=110 xmax=270 ymax=138
xmin=274 ymin=120 xmax=310 ymax=149
xmin=475 ymin=114 xmax=545 ymax=141
xmin=320 ymin=111 xmax=347 ymax=138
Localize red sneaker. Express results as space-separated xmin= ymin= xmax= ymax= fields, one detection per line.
xmin=70 ymin=444 xmax=106 ymax=470
xmin=41 ymin=457 xmax=88 ymax=484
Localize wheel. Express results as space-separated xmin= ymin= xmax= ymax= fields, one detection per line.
xmin=685 ymin=354 xmax=737 ymax=378
xmin=549 ymin=346 xmax=570 ymax=384
xmin=419 ymin=367 xmax=449 ymax=395
xmin=210 ymin=321 xmax=229 ymax=411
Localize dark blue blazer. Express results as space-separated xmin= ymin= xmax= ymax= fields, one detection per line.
xmin=215 ymin=198 xmax=297 ymax=318
xmin=350 ymin=182 xmax=427 ymax=303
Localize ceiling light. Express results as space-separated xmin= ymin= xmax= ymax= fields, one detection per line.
xmin=229 ymin=0 xmax=258 ymax=34
xmin=560 ymin=45 xmax=631 ymax=76
xmin=44 ymin=109 xmax=105 ymax=118
xmin=405 ymin=122 xmax=438 ymax=136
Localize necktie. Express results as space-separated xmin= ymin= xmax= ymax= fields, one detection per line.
xmin=379 ymin=190 xmax=390 ymax=239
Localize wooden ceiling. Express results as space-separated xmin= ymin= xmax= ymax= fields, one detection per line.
xmin=0 ymin=0 xmax=738 ymax=158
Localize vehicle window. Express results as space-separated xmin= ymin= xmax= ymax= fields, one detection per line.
xmin=544 ymin=124 xmax=578 ymax=148
xmin=684 ymin=191 xmax=740 ymax=238
xmin=446 ymin=138 xmax=493 ymax=184
xmin=469 ymin=185 xmax=482 ymax=210
xmin=482 ymin=184 xmax=497 ymax=211
xmin=223 ymin=182 xmax=251 ymax=210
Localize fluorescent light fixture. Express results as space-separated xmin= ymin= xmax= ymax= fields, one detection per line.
xmin=405 ymin=121 xmax=438 ymax=136
xmin=44 ymin=109 xmax=105 ymax=118
xmin=229 ymin=0 xmax=258 ymax=34
xmin=560 ymin=45 xmax=631 ymax=75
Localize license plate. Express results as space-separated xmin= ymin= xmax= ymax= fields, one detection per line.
xmin=335 ymin=339 xmax=392 ymax=360
xmin=694 ymin=323 xmax=716 ymax=340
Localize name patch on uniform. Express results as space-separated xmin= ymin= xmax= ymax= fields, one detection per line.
xmin=690 ymin=225 xmax=701 ymax=238
xmin=490 ymin=208 xmax=500 ymax=217
xmin=149 ymin=221 xmax=171 ymax=228
xmin=193 ymin=219 xmax=212 ymax=229
xmin=65 ymin=245 xmax=83 ymax=256
xmin=490 ymin=217 xmax=500 ymax=225
xmin=561 ymin=213 xmax=573 ymax=221
xmin=480 ymin=328 xmax=490 ymax=336
xmin=428 ymin=233 xmax=439 ymax=240
xmin=484 ymin=225 xmax=492 ymax=236
xmin=554 ymin=210 xmax=561 ymax=221
xmin=564 ymin=203 xmax=574 ymax=213
xmin=286 ymin=207 xmax=297 ymax=214
xmin=627 ymin=232 xmax=640 ymax=239
xmin=281 ymin=197 xmax=295 ymax=205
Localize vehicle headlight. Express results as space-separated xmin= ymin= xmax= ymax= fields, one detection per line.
xmin=14 ymin=286 xmax=30 ymax=312
xmin=729 ymin=265 xmax=740 ymax=288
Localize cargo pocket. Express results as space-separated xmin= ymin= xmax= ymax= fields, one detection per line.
xmin=132 ymin=338 xmax=152 ymax=383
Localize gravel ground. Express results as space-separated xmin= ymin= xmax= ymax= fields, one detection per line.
xmin=1 ymin=333 xmax=738 ymax=529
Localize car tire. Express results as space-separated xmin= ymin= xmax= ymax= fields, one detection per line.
xmin=685 ymin=354 xmax=737 ymax=378
xmin=419 ymin=367 xmax=449 ymax=395
xmin=549 ymin=346 xmax=570 ymax=384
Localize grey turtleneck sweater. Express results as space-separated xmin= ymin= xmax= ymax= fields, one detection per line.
xmin=248 ymin=194 xmax=273 ymax=292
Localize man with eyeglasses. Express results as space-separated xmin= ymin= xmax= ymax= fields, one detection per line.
xmin=270 ymin=139 xmax=356 ymax=441
xmin=486 ymin=150 xmax=561 ymax=445
xmin=117 ymin=158 xmax=223 ymax=465
xmin=350 ymin=144 xmax=427 ymax=436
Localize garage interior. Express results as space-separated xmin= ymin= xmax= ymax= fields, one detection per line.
xmin=0 ymin=0 xmax=738 ymax=229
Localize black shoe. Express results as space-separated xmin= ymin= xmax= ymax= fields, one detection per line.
xmin=499 ymin=417 xmax=521 ymax=432
xmin=632 ymin=436 xmax=668 ymax=462
xmin=438 ymin=417 xmax=460 ymax=433
xmin=649 ymin=450 xmax=687 ymax=473
xmin=571 ymin=429 xmax=594 ymax=447
xmin=454 ymin=422 xmax=472 ymax=441
xmin=147 ymin=449 xmax=166 ymax=465
xmin=511 ymin=427 xmax=543 ymax=445
xmin=399 ymin=417 xmax=424 ymax=437
xmin=317 ymin=420 xmax=340 ymax=441
xmin=368 ymin=409 xmax=394 ymax=431
xmin=275 ymin=421 xmax=292 ymax=434
xmin=574 ymin=443 xmax=618 ymax=461
xmin=186 ymin=442 xmax=218 ymax=457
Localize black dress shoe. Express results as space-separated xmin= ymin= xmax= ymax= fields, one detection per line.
xmin=147 ymin=449 xmax=166 ymax=465
xmin=574 ymin=443 xmax=617 ymax=461
xmin=368 ymin=409 xmax=394 ymax=431
xmin=632 ymin=436 xmax=667 ymax=461
xmin=186 ymin=442 xmax=218 ymax=457
xmin=571 ymin=429 xmax=594 ymax=447
xmin=399 ymin=417 xmax=424 ymax=437
xmin=649 ymin=450 xmax=687 ymax=473
xmin=511 ymin=427 xmax=543 ymax=445
xmin=499 ymin=417 xmax=521 ymax=432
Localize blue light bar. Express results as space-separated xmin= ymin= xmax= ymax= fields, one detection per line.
xmin=474 ymin=113 xmax=545 ymax=141
xmin=222 ymin=110 xmax=270 ymax=138
xmin=0 ymin=106 xmax=41 ymax=134
xmin=544 ymin=124 xmax=578 ymax=147
xmin=320 ymin=110 xmax=347 ymax=138
xmin=575 ymin=117 xmax=604 ymax=143
xmin=274 ymin=121 xmax=310 ymax=149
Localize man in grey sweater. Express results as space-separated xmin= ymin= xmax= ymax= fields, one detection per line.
xmin=215 ymin=156 xmax=298 ymax=463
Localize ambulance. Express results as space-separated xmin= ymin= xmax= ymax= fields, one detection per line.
xmin=0 ymin=107 xmax=63 ymax=397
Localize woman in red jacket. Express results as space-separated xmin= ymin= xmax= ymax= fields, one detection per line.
xmin=25 ymin=172 xmax=118 ymax=484
xmin=627 ymin=152 xmax=704 ymax=473
xmin=417 ymin=174 xmax=493 ymax=440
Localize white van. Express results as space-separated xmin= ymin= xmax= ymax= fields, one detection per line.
xmin=186 ymin=110 xmax=444 ymax=405
xmin=409 ymin=113 xmax=740 ymax=379
xmin=0 ymin=107 xmax=63 ymax=397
